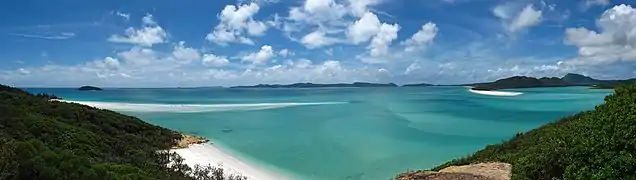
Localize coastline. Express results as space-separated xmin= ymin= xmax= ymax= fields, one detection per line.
xmin=171 ymin=143 xmax=290 ymax=180
xmin=55 ymin=99 xmax=291 ymax=180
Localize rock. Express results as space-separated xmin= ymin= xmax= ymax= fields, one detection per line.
xmin=396 ymin=163 xmax=511 ymax=180
xmin=173 ymin=134 xmax=210 ymax=149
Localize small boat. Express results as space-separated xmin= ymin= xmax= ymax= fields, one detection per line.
xmin=221 ymin=129 xmax=233 ymax=133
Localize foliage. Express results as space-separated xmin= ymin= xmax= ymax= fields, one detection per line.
xmin=430 ymin=84 xmax=636 ymax=180
xmin=0 ymin=84 xmax=246 ymax=180
xmin=471 ymin=76 xmax=569 ymax=90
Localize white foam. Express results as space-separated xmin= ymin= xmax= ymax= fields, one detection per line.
xmin=469 ymin=89 xmax=523 ymax=96
xmin=55 ymin=100 xmax=346 ymax=113
xmin=171 ymin=144 xmax=291 ymax=180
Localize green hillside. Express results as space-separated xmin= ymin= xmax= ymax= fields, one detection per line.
xmin=427 ymin=84 xmax=636 ymax=179
xmin=0 ymin=85 xmax=243 ymax=180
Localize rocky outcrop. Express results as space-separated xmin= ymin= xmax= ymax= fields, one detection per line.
xmin=396 ymin=162 xmax=511 ymax=180
xmin=173 ymin=134 xmax=210 ymax=149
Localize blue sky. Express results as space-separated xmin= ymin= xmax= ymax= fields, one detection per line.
xmin=1 ymin=0 xmax=635 ymax=87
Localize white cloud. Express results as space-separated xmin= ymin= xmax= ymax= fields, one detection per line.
xmin=172 ymin=41 xmax=201 ymax=62
xmin=102 ymin=57 xmax=121 ymax=70
xmin=283 ymin=0 xmax=387 ymax=48
xmin=563 ymin=4 xmax=636 ymax=66
xmin=7 ymin=33 xmax=76 ymax=40
xmin=493 ymin=3 xmax=543 ymax=33
xmin=402 ymin=22 xmax=438 ymax=52
xmin=368 ymin=23 xmax=399 ymax=57
xmin=18 ymin=68 xmax=30 ymax=75
xmin=117 ymin=47 xmax=158 ymax=66
xmin=348 ymin=0 xmax=383 ymax=17
xmin=300 ymin=30 xmax=340 ymax=48
xmin=202 ymin=54 xmax=230 ymax=67
xmin=278 ymin=49 xmax=294 ymax=57
xmin=509 ymin=5 xmax=543 ymax=33
xmin=585 ymin=0 xmax=610 ymax=8
xmin=241 ymin=45 xmax=276 ymax=64
xmin=142 ymin=14 xmax=157 ymax=25
xmin=289 ymin=0 xmax=348 ymax=25
xmin=325 ymin=48 xmax=334 ymax=55
xmin=108 ymin=14 xmax=167 ymax=47
xmin=206 ymin=3 xmax=269 ymax=45
xmin=347 ymin=12 xmax=382 ymax=44
xmin=114 ymin=11 xmax=130 ymax=21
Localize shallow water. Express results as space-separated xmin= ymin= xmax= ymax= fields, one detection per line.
xmin=28 ymin=86 xmax=612 ymax=180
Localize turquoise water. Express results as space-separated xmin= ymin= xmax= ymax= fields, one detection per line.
xmin=28 ymin=87 xmax=612 ymax=180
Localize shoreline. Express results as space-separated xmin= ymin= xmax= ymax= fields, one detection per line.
xmin=170 ymin=143 xmax=291 ymax=180
xmin=53 ymin=99 xmax=291 ymax=180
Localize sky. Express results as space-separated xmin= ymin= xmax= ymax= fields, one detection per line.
xmin=1 ymin=0 xmax=635 ymax=87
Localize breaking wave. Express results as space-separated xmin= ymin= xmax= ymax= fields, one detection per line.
xmin=56 ymin=100 xmax=347 ymax=113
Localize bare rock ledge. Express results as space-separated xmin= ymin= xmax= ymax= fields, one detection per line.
xmin=396 ymin=162 xmax=512 ymax=180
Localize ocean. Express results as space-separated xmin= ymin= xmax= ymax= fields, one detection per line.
xmin=27 ymin=86 xmax=612 ymax=180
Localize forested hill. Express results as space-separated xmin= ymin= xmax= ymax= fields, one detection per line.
xmin=0 ymin=84 xmax=215 ymax=180
xmin=405 ymin=84 xmax=636 ymax=179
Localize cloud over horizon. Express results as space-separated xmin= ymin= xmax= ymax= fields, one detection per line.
xmin=1 ymin=0 xmax=635 ymax=87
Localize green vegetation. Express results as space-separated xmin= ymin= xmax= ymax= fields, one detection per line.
xmin=429 ymin=84 xmax=636 ymax=180
xmin=471 ymin=76 xmax=569 ymax=90
xmin=0 ymin=84 xmax=245 ymax=180
xmin=472 ymin=73 xmax=636 ymax=90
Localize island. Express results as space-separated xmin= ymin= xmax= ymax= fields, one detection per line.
xmin=231 ymin=82 xmax=398 ymax=88
xmin=398 ymin=84 xmax=636 ymax=180
xmin=470 ymin=73 xmax=636 ymax=90
xmin=401 ymin=83 xmax=434 ymax=87
xmin=77 ymin=86 xmax=103 ymax=91
xmin=470 ymin=76 xmax=569 ymax=90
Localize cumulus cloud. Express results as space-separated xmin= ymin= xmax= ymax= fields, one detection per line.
xmin=402 ymin=22 xmax=438 ymax=52
xmin=206 ymin=3 xmax=269 ymax=45
xmin=172 ymin=41 xmax=201 ymax=62
xmin=202 ymin=54 xmax=230 ymax=67
xmin=284 ymin=0 xmax=388 ymax=48
xmin=368 ymin=23 xmax=399 ymax=57
xmin=278 ymin=49 xmax=294 ymax=57
xmin=108 ymin=14 xmax=167 ymax=47
xmin=241 ymin=45 xmax=276 ymax=64
xmin=117 ymin=47 xmax=158 ymax=66
xmin=347 ymin=12 xmax=383 ymax=44
xmin=493 ymin=3 xmax=543 ymax=33
xmin=300 ymin=30 xmax=341 ymax=49
xmin=563 ymin=4 xmax=636 ymax=66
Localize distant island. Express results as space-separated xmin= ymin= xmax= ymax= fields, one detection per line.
xmin=77 ymin=86 xmax=103 ymax=91
xmin=401 ymin=83 xmax=434 ymax=87
xmin=231 ymin=82 xmax=398 ymax=88
xmin=470 ymin=73 xmax=636 ymax=90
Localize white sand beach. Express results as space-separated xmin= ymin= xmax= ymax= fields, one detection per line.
xmin=469 ymin=89 xmax=523 ymax=96
xmin=171 ymin=144 xmax=290 ymax=180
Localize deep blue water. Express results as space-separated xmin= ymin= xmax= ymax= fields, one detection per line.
xmin=27 ymin=86 xmax=613 ymax=180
